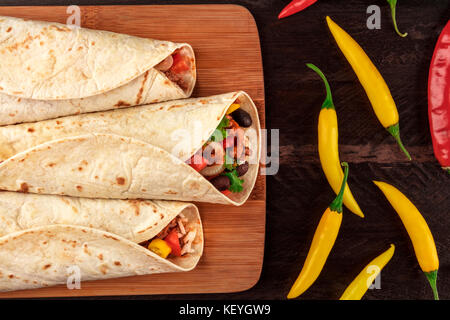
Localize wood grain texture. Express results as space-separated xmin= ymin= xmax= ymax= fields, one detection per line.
xmin=0 ymin=5 xmax=266 ymax=298
xmin=259 ymin=0 xmax=450 ymax=301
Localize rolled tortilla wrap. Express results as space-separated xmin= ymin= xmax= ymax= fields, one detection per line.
xmin=0 ymin=91 xmax=256 ymax=162
xmin=0 ymin=191 xmax=201 ymax=243
xmin=0 ymin=132 xmax=258 ymax=205
xmin=0 ymin=92 xmax=261 ymax=205
xmin=0 ymin=224 xmax=203 ymax=292
xmin=0 ymin=15 xmax=196 ymax=125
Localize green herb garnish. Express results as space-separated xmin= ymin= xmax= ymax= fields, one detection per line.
xmin=210 ymin=117 xmax=229 ymax=142
xmin=223 ymin=169 xmax=243 ymax=193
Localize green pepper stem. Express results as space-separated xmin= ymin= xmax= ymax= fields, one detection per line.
xmin=387 ymin=0 xmax=408 ymax=37
xmin=387 ymin=123 xmax=412 ymax=161
xmin=329 ymin=162 xmax=349 ymax=213
xmin=306 ymin=63 xmax=335 ymax=110
xmin=425 ymin=270 xmax=439 ymax=300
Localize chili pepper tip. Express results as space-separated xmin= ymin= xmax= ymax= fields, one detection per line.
xmin=278 ymin=12 xmax=286 ymax=19
xmin=278 ymin=10 xmax=290 ymax=19
xmin=278 ymin=0 xmax=318 ymax=19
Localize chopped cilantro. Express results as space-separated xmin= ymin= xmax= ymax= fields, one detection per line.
xmin=223 ymin=169 xmax=244 ymax=193
xmin=218 ymin=116 xmax=230 ymax=131
xmin=210 ymin=117 xmax=229 ymax=142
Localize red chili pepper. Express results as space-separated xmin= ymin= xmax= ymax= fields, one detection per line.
xmin=278 ymin=0 xmax=318 ymax=19
xmin=428 ymin=20 xmax=450 ymax=173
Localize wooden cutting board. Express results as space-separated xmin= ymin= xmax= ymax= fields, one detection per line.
xmin=0 ymin=5 xmax=265 ymax=298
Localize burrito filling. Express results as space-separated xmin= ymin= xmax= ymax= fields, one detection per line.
xmin=143 ymin=213 xmax=197 ymax=259
xmin=154 ymin=47 xmax=193 ymax=93
xmin=187 ymin=101 xmax=254 ymax=196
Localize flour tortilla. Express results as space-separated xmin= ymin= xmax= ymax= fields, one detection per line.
xmin=0 ymin=191 xmax=201 ymax=243
xmin=0 ymin=224 xmax=203 ymax=292
xmin=0 ymin=92 xmax=261 ymax=205
xmin=0 ymin=132 xmax=258 ymax=205
xmin=0 ymin=92 xmax=257 ymax=162
xmin=0 ymin=15 xmax=196 ymax=125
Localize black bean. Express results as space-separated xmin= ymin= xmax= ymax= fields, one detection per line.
xmin=210 ymin=175 xmax=230 ymax=191
xmin=231 ymin=109 xmax=252 ymax=127
xmin=236 ymin=162 xmax=249 ymax=177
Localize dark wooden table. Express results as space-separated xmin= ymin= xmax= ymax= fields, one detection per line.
xmin=2 ymin=0 xmax=449 ymax=300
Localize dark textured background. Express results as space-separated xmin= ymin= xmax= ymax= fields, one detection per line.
xmin=2 ymin=0 xmax=449 ymax=300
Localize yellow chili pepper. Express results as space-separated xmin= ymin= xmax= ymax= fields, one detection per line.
xmin=226 ymin=103 xmax=240 ymax=114
xmin=340 ymin=244 xmax=395 ymax=300
xmin=374 ymin=181 xmax=439 ymax=300
xmin=326 ymin=16 xmax=411 ymax=161
xmin=148 ymin=239 xmax=172 ymax=259
xmin=287 ymin=162 xmax=349 ymax=299
xmin=307 ymin=63 xmax=364 ymax=218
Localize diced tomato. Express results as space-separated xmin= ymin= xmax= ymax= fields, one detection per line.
xmin=188 ymin=154 xmax=208 ymax=172
xmin=221 ymin=189 xmax=232 ymax=196
xmin=164 ymin=229 xmax=181 ymax=257
xmin=170 ymin=53 xmax=190 ymax=74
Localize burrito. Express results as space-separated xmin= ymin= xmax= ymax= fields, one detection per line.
xmin=0 ymin=92 xmax=261 ymax=205
xmin=0 ymin=15 xmax=196 ymax=125
xmin=0 ymin=192 xmax=203 ymax=292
